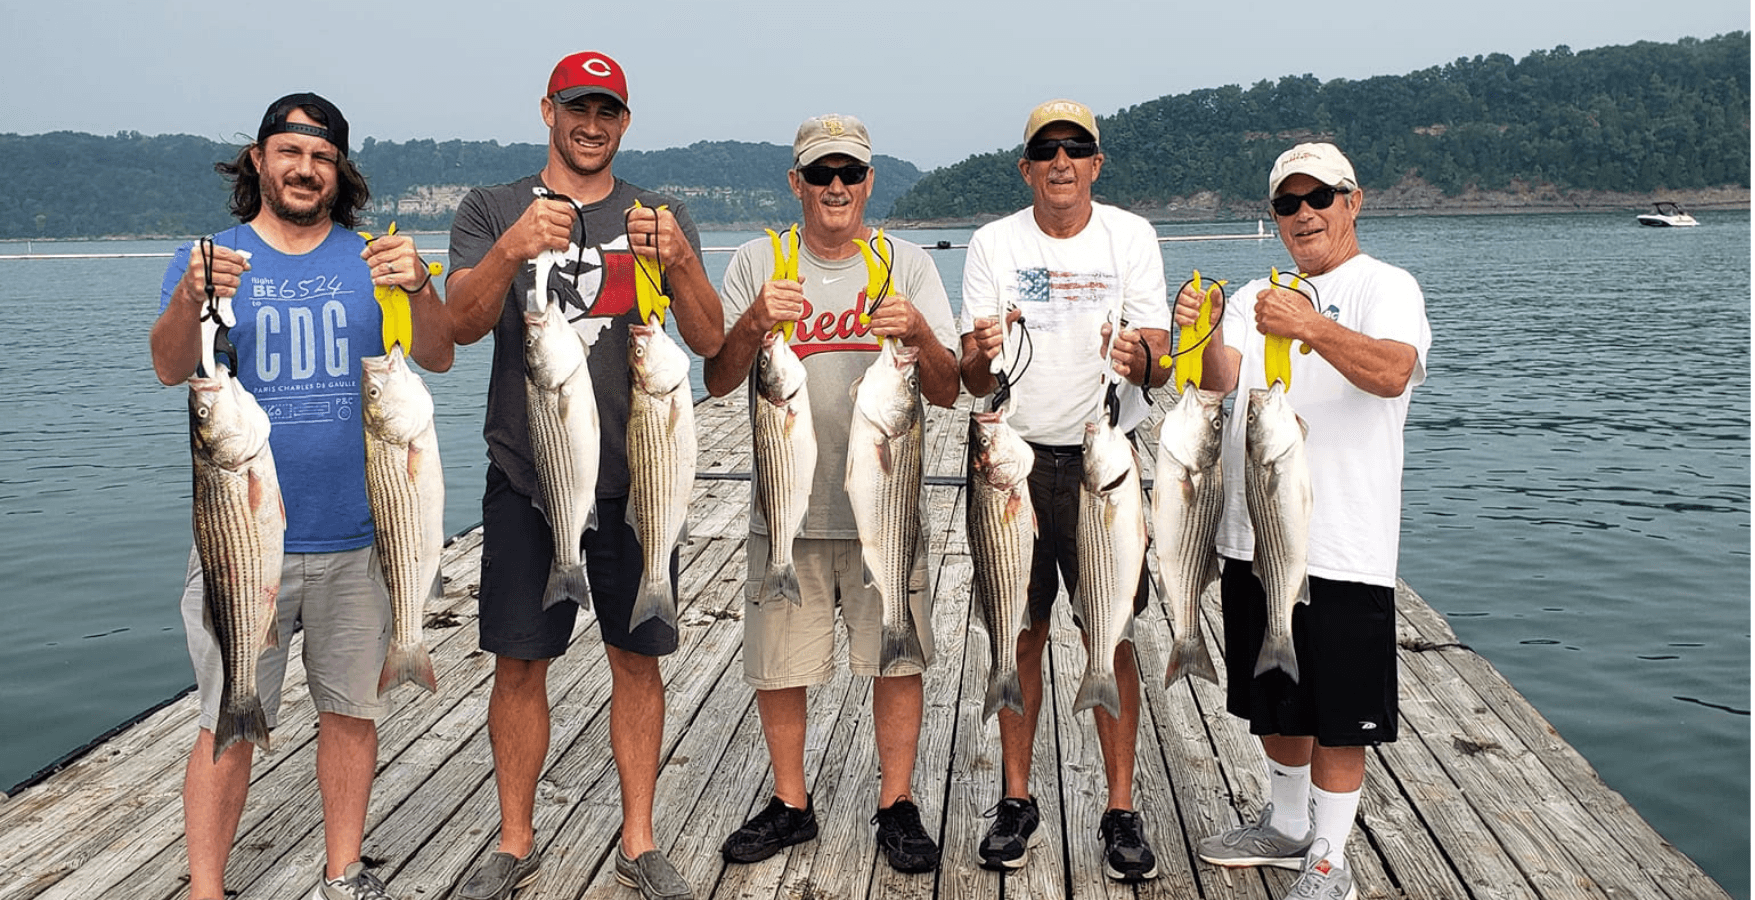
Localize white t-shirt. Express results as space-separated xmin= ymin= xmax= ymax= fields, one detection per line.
xmin=1214 ymin=253 xmax=1432 ymax=587
xmin=960 ymin=203 xmax=1171 ymax=446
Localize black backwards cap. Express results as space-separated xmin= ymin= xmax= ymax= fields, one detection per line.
xmin=257 ymin=92 xmax=350 ymax=157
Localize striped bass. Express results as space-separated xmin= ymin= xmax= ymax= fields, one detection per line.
xmin=1243 ymin=382 xmax=1312 ymax=682
xmin=1152 ymin=387 xmax=1225 ymax=687
xmin=1073 ymin=418 xmax=1146 ymax=719
xmin=845 ymin=340 xmax=928 ymax=675
xmin=627 ymin=321 xmax=696 ymax=630
xmin=189 ymin=367 xmax=283 ymax=761
xmin=524 ymin=299 xmax=600 ymax=610
xmin=751 ymin=329 xmax=816 ymax=605
xmin=967 ymin=410 xmax=1034 ymax=721
xmin=361 ymin=345 xmax=443 ymax=695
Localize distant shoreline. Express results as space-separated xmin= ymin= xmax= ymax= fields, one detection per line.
xmin=888 ymin=184 xmax=1751 ymax=230
xmin=4 ymin=186 xmax=1745 ymax=242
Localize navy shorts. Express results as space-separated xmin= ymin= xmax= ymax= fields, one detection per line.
xmin=1219 ymin=557 xmax=1398 ymax=746
xmin=478 ymin=463 xmax=679 ymax=660
xmin=1024 ymin=442 xmax=1150 ymax=629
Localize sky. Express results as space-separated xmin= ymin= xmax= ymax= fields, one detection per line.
xmin=1 ymin=0 xmax=1746 ymax=171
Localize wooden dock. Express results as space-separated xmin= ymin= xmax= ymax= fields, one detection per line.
xmin=0 ymin=390 xmax=1729 ymax=900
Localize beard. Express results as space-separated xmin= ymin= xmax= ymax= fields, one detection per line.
xmin=260 ymin=171 xmax=335 ymax=227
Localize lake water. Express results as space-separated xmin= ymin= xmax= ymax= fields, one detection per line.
xmin=0 ymin=212 xmax=1746 ymax=896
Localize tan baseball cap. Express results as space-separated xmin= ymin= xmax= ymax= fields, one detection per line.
xmin=793 ymin=114 xmax=872 ymax=167
xmin=1268 ymin=142 xmax=1359 ymax=196
xmin=1023 ymin=99 xmax=1100 ymax=144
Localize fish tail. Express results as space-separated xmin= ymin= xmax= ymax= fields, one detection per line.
xmin=1253 ymin=632 xmax=1301 ymax=683
xmin=212 ymin=687 xmax=270 ymax=763
xmin=628 ymin=572 xmax=676 ymax=630
xmin=879 ymin=624 xmax=926 ymax=676
xmin=1073 ymin=669 xmax=1122 ymax=719
xmin=982 ymin=668 xmax=1025 ymax=722
xmin=541 ymin=562 xmax=592 ymax=611
xmin=759 ymin=561 xmax=803 ymax=606
xmin=378 ymin=641 xmax=438 ymax=696
xmin=1163 ymin=636 xmax=1220 ymax=687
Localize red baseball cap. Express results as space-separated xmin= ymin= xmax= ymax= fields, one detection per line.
xmin=547 ymin=51 xmax=629 ymax=107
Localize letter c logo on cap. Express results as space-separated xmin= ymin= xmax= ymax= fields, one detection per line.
xmin=583 ymin=57 xmax=613 ymax=78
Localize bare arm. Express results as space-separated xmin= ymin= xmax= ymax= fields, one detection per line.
xmin=868 ymin=294 xmax=959 ymax=408
xmin=958 ymin=308 xmax=1024 ymax=398
xmin=627 ymin=205 xmax=723 ymax=359
xmin=1099 ymin=324 xmax=1172 ymax=389
xmin=362 ymin=232 xmax=453 ymax=372
xmin=446 ymin=198 xmax=578 ymax=346
xmin=703 ymin=277 xmax=804 ymax=398
xmin=150 ymin=245 xmax=248 ymax=385
xmin=1254 ymin=287 xmax=1418 ymax=397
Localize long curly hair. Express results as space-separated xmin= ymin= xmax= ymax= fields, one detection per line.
xmin=215 ymin=135 xmax=370 ymax=227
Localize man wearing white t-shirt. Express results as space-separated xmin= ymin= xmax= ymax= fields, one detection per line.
xmin=1181 ymin=142 xmax=1432 ymax=900
xmin=959 ymin=99 xmax=1172 ymax=883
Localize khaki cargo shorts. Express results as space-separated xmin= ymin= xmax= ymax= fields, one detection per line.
xmin=741 ymin=532 xmax=933 ymax=688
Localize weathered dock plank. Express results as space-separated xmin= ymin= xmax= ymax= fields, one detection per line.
xmin=0 ymin=391 xmax=1729 ymax=900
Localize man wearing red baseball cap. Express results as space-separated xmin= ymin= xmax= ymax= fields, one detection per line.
xmin=446 ymin=51 xmax=723 ymax=900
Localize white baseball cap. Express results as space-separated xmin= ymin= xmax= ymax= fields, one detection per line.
xmin=1267 ymin=142 xmax=1358 ymax=196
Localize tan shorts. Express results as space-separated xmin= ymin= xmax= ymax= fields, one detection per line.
xmin=742 ymin=532 xmax=934 ymax=688
xmin=180 ymin=543 xmax=392 ymax=729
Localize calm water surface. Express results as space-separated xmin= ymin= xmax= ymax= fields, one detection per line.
xmin=0 ymin=213 xmax=1746 ymax=896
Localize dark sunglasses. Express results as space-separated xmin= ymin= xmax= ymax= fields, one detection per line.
xmin=1024 ymin=138 xmax=1099 ymax=161
xmin=1271 ymin=186 xmax=1349 ymax=217
xmin=797 ymin=163 xmax=871 ymax=186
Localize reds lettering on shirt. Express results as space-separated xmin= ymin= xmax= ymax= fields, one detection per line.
xmin=790 ymin=291 xmax=877 ymax=360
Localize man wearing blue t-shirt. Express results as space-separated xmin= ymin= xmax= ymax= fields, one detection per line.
xmin=150 ymin=93 xmax=453 ymax=900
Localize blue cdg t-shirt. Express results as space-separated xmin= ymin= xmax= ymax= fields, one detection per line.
xmin=160 ymin=223 xmax=382 ymax=553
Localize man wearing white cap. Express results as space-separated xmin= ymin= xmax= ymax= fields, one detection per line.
xmin=704 ymin=113 xmax=960 ymax=874
xmin=446 ymin=51 xmax=723 ymax=900
xmin=1176 ymin=142 xmax=1431 ymax=900
xmin=959 ymin=99 xmax=1172 ymax=883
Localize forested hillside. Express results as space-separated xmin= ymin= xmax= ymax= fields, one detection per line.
xmin=0 ymin=136 xmax=921 ymax=239
xmin=1 ymin=33 xmax=1744 ymax=238
xmin=891 ymin=33 xmax=1749 ymax=220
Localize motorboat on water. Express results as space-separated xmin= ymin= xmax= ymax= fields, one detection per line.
xmin=1635 ymin=201 xmax=1699 ymax=227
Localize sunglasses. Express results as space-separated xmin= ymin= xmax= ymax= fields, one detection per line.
xmin=1271 ymin=186 xmax=1349 ymax=217
xmin=1024 ymin=138 xmax=1099 ymax=161
xmin=797 ymin=163 xmax=871 ymax=186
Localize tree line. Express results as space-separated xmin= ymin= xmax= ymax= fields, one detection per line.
xmin=0 ymin=136 xmax=922 ymax=239
xmin=0 ymin=33 xmax=1744 ymax=239
xmin=890 ymin=33 xmax=1749 ymax=220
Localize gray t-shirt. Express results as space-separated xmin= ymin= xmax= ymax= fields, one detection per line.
xmin=449 ymin=175 xmax=702 ymax=500
xmin=721 ymin=233 xmax=957 ymax=539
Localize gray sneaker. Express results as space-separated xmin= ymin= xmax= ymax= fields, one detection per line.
xmin=1284 ymin=840 xmax=1357 ymax=900
xmin=1196 ymin=803 xmax=1313 ymax=870
xmin=455 ymin=849 xmax=541 ymax=900
xmin=614 ymin=847 xmax=694 ymax=900
xmin=312 ymin=861 xmax=392 ymax=900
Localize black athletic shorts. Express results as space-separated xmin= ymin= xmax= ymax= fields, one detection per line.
xmin=1024 ymin=441 xmax=1150 ymax=629
xmin=1219 ymin=556 xmax=1397 ymax=746
xmin=478 ymin=463 xmax=680 ymax=660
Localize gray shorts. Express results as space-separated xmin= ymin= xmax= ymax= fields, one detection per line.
xmin=180 ymin=543 xmax=392 ymax=730
xmin=742 ymin=532 xmax=933 ymax=688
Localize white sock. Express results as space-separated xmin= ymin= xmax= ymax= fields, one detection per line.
xmin=1309 ymin=784 xmax=1362 ymax=870
xmin=1266 ymin=761 xmax=1311 ymax=837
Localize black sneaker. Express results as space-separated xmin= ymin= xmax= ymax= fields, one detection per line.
xmin=977 ymin=796 xmax=1041 ymax=870
xmin=1099 ymin=808 xmax=1160 ymax=882
xmin=871 ymin=797 xmax=940 ymax=873
xmin=721 ymin=795 xmax=818 ymax=863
